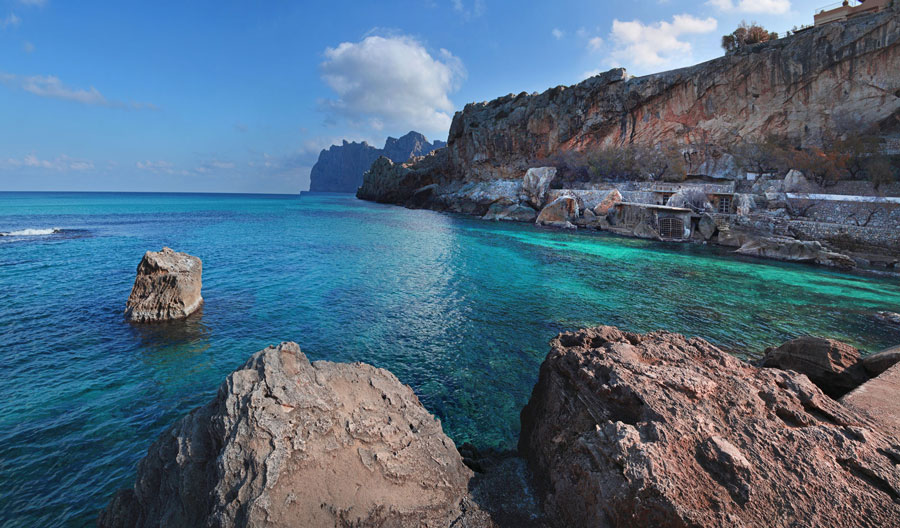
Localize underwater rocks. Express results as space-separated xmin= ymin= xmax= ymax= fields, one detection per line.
xmin=98 ymin=342 xmax=481 ymax=528
xmin=124 ymin=247 xmax=202 ymax=323
xmin=874 ymin=311 xmax=900 ymax=326
xmin=518 ymin=326 xmax=900 ymax=528
xmin=759 ymin=336 xmax=869 ymax=399
xmin=734 ymin=236 xmax=856 ymax=269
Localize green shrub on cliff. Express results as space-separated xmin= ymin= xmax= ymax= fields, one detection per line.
xmin=722 ymin=21 xmax=779 ymax=53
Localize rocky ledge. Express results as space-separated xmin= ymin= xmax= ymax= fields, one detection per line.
xmin=519 ymin=326 xmax=900 ymax=527
xmin=124 ymin=247 xmax=203 ymax=323
xmin=99 ymin=342 xmax=487 ymax=527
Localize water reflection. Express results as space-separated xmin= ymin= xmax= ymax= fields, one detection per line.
xmin=128 ymin=307 xmax=212 ymax=369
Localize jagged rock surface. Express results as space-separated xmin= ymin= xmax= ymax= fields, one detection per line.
xmin=759 ymin=336 xmax=869 ymax=398
xmin=360 ymin=9 xmax=900 ymax=199
xmin=519 ymin=326 xmax=900 ymax=528
xmin=309 ymin=132 xmax=444 ymax=193
xmin=98 ymin=342 xmax=478 ymax=528
xmin=535 ymin=196 xmax=578 ymax=228
xmin=124 ymin=247 xmax=202 ymax=323
xmin=841 ymin=361 xmax=900 ymax=439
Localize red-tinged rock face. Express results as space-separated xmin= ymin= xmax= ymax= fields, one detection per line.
xmin=759 ymin=336 xmax=868 ymax=398
xmin=443 ymin=9 xmax=900 ymax=182
xmin=519 ymin=326 xmax=900 ymax=528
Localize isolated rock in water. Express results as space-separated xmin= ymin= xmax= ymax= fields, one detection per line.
xmin=735 ymin=236 xmax=856 ymax=269
xmin=841 ymin=361 xmax=900 ymax=439
xmin=759 ymin=336 xmax=868 ymax=398
xmin=862 ymin=345 xmax=900 ymax=377
xmin=519 ymin=326 xmax=900 ymax=528
xmin=591 ymin=189 xmax=622 ymax=216
xmin=124 ymin=247 xmax=202 ymax=322
xmin=98 ymin=342 xmax=475 ymax=528
xmin=535 ymin=195 xmax=578 ymax=227
xmin=522 ymin=167 xmax=557 ymax=209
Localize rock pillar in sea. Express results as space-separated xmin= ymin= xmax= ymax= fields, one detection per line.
xmin=124 ymin=247 xmax=203 ymax=322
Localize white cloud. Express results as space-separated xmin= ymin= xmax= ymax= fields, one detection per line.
xmin=608 ymin=14 xmax=718 ymax=69
xmin=22 ymin=41 xmax=34 ymax=53
xmin=136 ymin=160 xmax=173 ymax=171
xmin=319 ymin=35 xmax=465 ymax=135
xmin=451 ymin=0 xmax=485 ymax=18
xmin=552 ymin=28 xmax=564 ymax=40
xmin=3 ymin=154 xmax=94 ymax=171
xmin=2 ymin=12 xmax=21 ymax=29
xmin=0 ymin=72 xmax=157 ymax=109
xmin=588 ymin=36 xmax=604 ymax=52
xmin=707 ymin=0 xmax=790 ymax=14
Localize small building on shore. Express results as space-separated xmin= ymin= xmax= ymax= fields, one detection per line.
xmin=610 ymin=202 xmax=694 ymax=241
xmin=814 ymin=0 xmax=891 ymax=26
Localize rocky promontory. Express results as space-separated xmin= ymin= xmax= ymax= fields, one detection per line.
xmin=124 ymin=247 xmax=203 ymax=323
xmin=357 ymin=8 xmax=900 ymax=271
xmin=519 ymin=326 xmax=900 ymax=527
xmin=309 ymin=132 xmax=444 ymax=193
xmin=99 ymin=342 xmax=485 ymax=527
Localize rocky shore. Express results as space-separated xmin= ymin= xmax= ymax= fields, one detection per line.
xmin=100 ymin=327 xmax=900 ymax=527
xmin=356 ymin=7 xmax=900 ymax=272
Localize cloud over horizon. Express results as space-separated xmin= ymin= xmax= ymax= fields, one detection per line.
xmin=0 ymin=72 xmax=157 ymax=109
xmin=319 ymin=35 xmax=465 ymax=137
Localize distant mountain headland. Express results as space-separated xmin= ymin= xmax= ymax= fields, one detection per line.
xmin=308 ymin=131 xmax=445 ymax=193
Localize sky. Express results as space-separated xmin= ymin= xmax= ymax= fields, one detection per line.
xmin=0 ymin=0 xmax=828 ymax=193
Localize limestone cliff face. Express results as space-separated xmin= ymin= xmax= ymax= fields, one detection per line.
xmin=309 ymin=132 xmax=445 ymax=193
xmin=446 ymin=8 xmax=900 ymax=182
xmin=359 ymin=7 xmax=899 ymax=198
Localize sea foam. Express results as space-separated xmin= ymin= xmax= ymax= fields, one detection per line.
xmin=0 ymin=228 xmax=61 ymax=236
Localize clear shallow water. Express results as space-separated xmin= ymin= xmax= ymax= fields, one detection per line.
xmin=1 ymin=191 xmax=899 ymax=527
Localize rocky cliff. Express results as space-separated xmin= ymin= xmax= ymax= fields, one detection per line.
xmin=360 ymin=7 xmax=900 ymax=199
xmin=309 ymin=132 xmax=444 ymax=193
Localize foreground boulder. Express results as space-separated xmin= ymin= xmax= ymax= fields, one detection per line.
xmin=124 ymin=247 xmax=203 ymax=322
xmin=862 ymin=345 xmax=900 ymax=377
xmin=99 ymin=343 xmax=477 ymax=527
xmin=759 ymin=336 xmax=868 ymax=398
xmin=519 ymin=326 xmax=900 ymax=528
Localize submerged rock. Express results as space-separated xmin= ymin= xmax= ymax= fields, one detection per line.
xmin=99 ymin=342 xmax=477 ymax=528
xmin=519 ymin=326 xmax=900 ymax=527
xmin=735 ymin=236 xmax=856 ymax=269
xmin=759 ymin=336 xmax=868 ymax=398
xmin=535 ymin=196 xmax=578 ymax=228
xmin=124 ymin=247 xmax=202 ymax=323
xmin=874 ymin=311 xmax=900 ymax=326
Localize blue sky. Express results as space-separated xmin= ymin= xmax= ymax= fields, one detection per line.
xmin=0 ymin=0 xmax=827 ymax=193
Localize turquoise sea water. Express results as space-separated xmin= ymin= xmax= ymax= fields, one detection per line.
xmin=1 ymin=191 xmax=899 ymax=526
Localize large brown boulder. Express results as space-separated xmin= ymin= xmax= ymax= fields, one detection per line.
xmin=841 ymin=361 xmax=900 ymax=439
xmin=519 ymin=326 xmax=900 ymax=528
xmin=99 ymin=342 xmax=478 ymax=528
xmin=535 ymin=196 xmax=579 ymax=228
xmin=862 ymin=345 xmax=900 ymax=377
xmin=759 ymin=336 xmax=868 ymax=398
xmin=124 ymin=247 xmax=203 ymax=322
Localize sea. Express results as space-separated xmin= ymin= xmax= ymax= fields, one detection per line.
xmin=1 ymin=191 xmax=899 ymax=526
